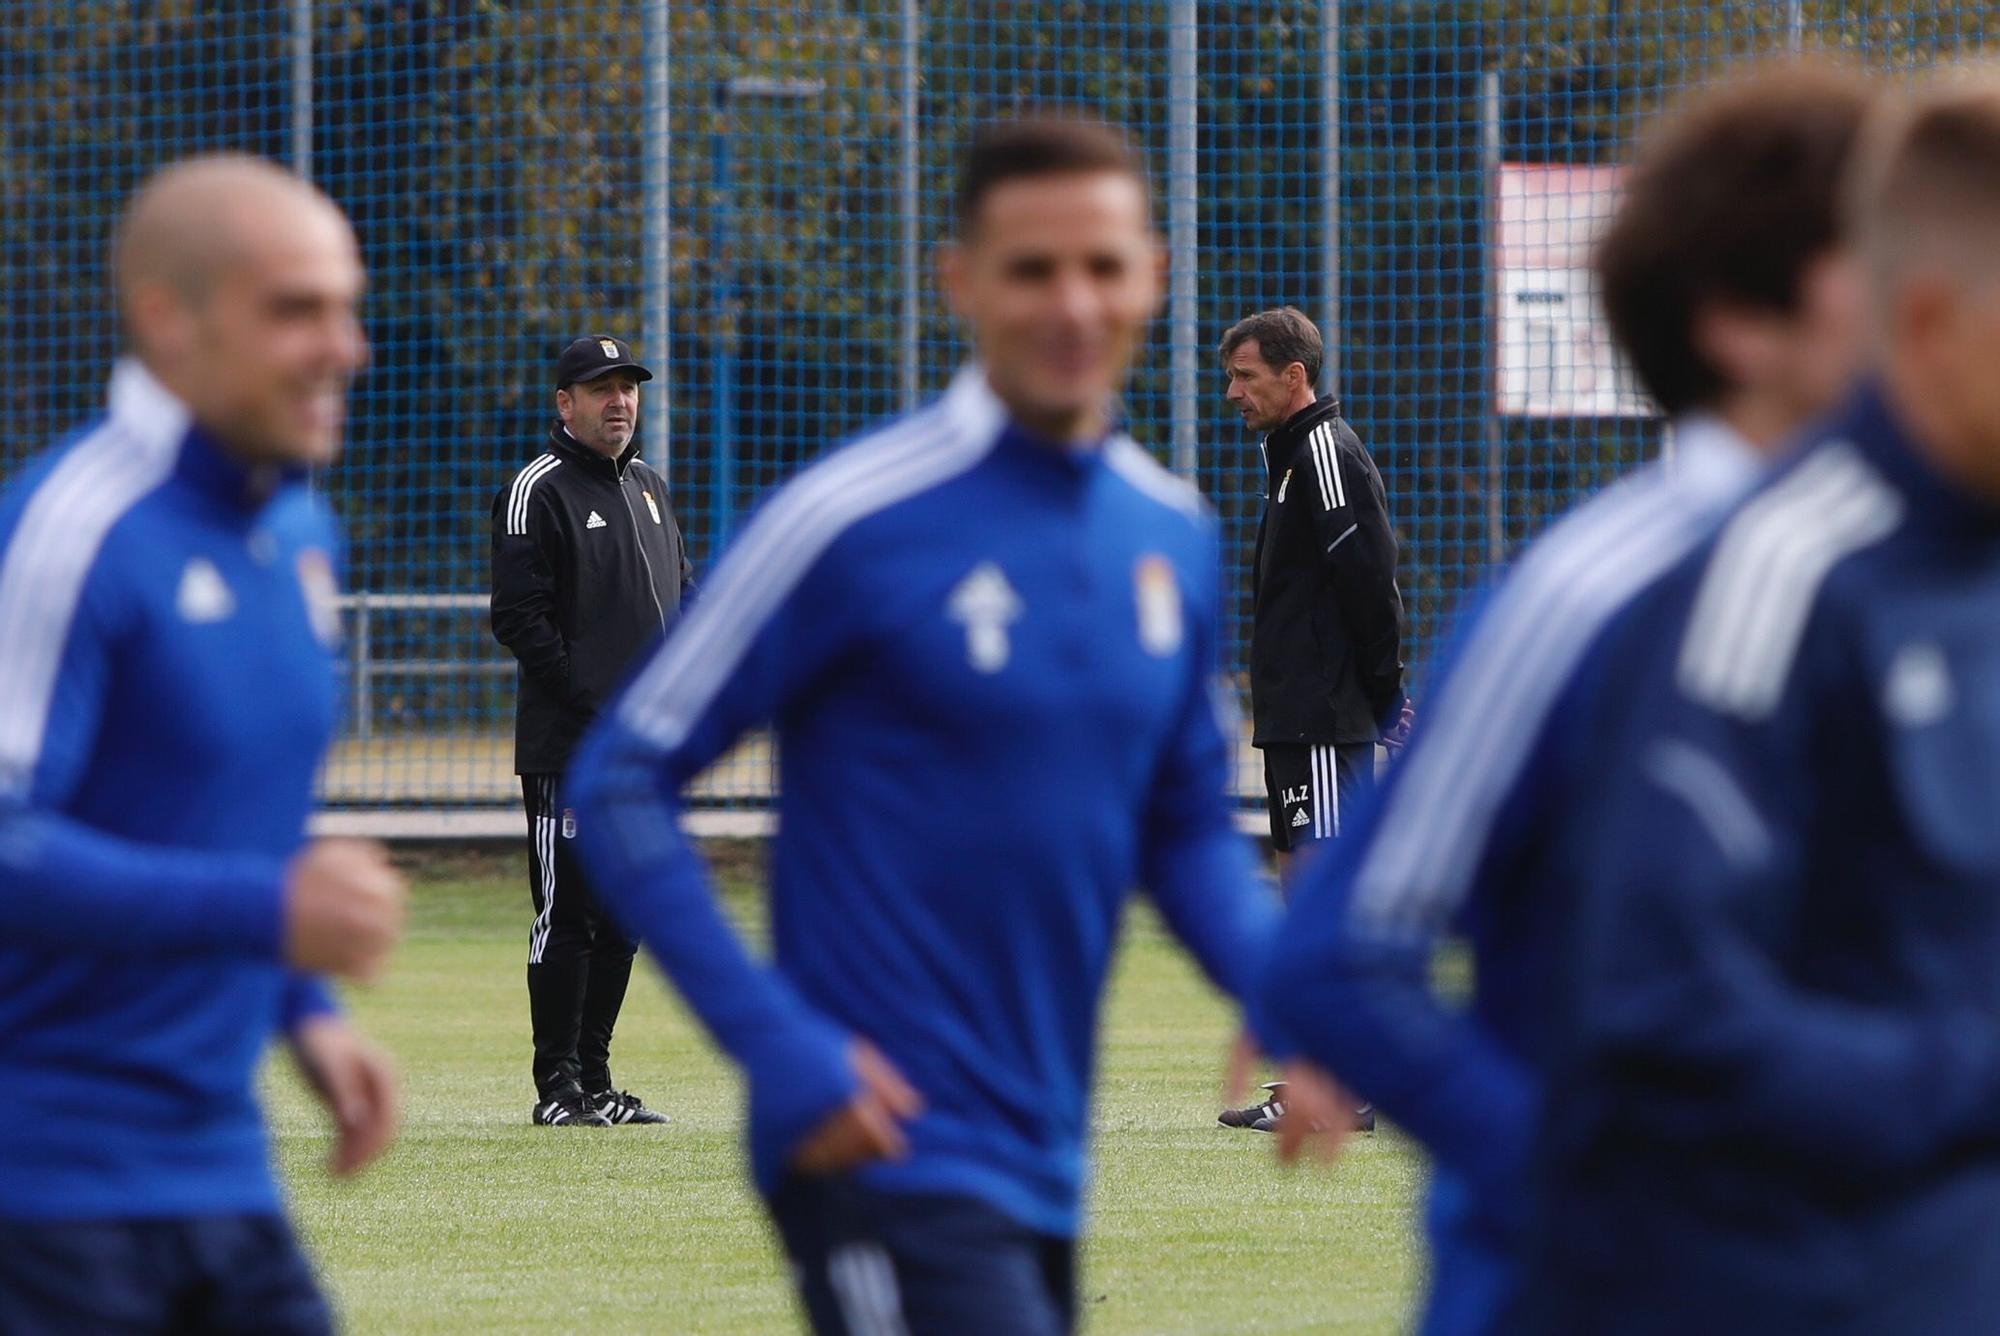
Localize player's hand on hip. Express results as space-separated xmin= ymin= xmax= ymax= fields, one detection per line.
xmin=1272 ymin=1058 xmax=1360 ymax=1168
xmin=291 ymin=1014 xmax=401 ymax=1177
xmin=789 ymin=1040 xmax=924 ymax=1176
xmin=283 ymin=838 xmax=406 ymax=981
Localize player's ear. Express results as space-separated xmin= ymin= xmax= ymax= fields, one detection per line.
xmin=555 ymin=386 xmax=575 ymax=424
xmin=126 ymin=278 xmax=197 ymax=363
xmin=1889 ymin=269 xmax=1955 ymax=361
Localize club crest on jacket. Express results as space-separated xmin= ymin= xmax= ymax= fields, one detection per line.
xmin=1135 ymin=554 xmax=1183 ymax=657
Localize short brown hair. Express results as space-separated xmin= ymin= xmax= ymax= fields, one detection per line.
xmin=956 ymin=115 xmax=1150 ymax=232
xmin=1217 ymin=307 xmax=1324 ymax=384
xmin=1594 ymin=58 xmax=1876 ymax=417
xmin=1846 ymin=69 xmax=2000 ymax=291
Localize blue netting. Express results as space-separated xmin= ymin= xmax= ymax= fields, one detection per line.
xmin=1 ymin=2 xmax=1992 ymax=816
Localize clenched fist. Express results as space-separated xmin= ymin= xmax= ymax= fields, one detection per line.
xmin=283 ymin=838 xmax=405 ymax=981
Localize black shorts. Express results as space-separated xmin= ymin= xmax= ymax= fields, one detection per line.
xmin=769 ymin=1175 xmax=1075 ymax=1336
xmin=1261 ymin=742 xmax=1376 ymax=851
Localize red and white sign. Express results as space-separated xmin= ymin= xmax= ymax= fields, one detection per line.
xmin=1494 ymin=163 xmax=1654 ymax=418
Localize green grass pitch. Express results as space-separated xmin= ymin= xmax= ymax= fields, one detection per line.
xmin=265 ymin=847 xmax=1424 ymax=1333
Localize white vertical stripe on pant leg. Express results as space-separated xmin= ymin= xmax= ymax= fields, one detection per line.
xmin=1306 ymin=747 xmax=1320 ymax=840
xmin=863 ymin=1245 xmax=906 ymax=1336
xmin=1308 ymin=746 xmax=1325 ymax=840
xmin=1311 ymin=746 xmax=1323 ymax=840
xmin=828 ymin=1243 xmax=907 ymax=1336
xmin=541 ymin=779 xmax=557 ymax=954
xmin=529 ymin=776 xmax=558 ymax=964
xmin=1331 ymin=748 xmax=1342 ymax=837
xmin=1312 ymin=748 xmax=1328 ymax=840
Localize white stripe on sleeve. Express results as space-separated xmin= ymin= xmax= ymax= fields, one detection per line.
xmin=1347 ymin=465 xmax=1730 ymax=937
xmin=1642 ymin=738 xmax=1774 ymax=869
xmin=1676 ymin=444 xmax=1901 ymax=720
xmin=1307 ymin=424 xmax=1336 ymax=509
xmin=0 ymin=423 xmax=180 ymax=797
xmin=1310 ymin=424 xmax=1347 ymax=510
xmin=507 ymin=455 xmax=562 ymax=536
xmin=620 ymin=369 xmax=1006 ymax=751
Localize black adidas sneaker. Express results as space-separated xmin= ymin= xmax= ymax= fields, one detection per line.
xmin=589 ymin=1089 xmax=671 ymax=1125
xmin=1249 ymin=1099 xmax=1377 ymax=1134
xmin=532 ymin=1089 xmax=613 ymax=1127
xmin=1219 ymin=1079 xmax=1287 ymax=1129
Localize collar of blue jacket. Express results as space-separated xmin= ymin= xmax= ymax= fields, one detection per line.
xmin=1840 ymin=376 xmax=2000 ymax=536
xmin=108 ymin=358 xmax=315 ymax=512
xmin=942 ymin=361 xmax=1117 ymax=469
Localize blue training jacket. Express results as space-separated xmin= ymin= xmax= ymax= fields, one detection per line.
xmin=0 ymin=360 xmax=342 ymax=1221
xmin=1258 ymin=417 xmax=1761 ymax=1335
xmin=1525 ymin=381 xmax=2000 ymax=1334
xmin=567 ymin=366 xmax=1278 ymax=1238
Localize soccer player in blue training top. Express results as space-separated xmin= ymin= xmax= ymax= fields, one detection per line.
xmin=0 ymin=156 xmax=405 ymax=1334
xmin=1253 ymin=59 xmax=1878 ymax=1335
xmin=566 ymin=116 xmax=1277 ymax=1335
xmin=1520 ymin=69 xmax=2000 ymax=1334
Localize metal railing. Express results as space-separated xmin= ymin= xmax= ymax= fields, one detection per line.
xmin=318 ymin=589 xmax=1269 ymax=839
xmin=336 ymin=592 xmax=508 ymax=740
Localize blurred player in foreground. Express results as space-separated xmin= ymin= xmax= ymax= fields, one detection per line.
xmin=567 ymin=117 xmax=1275 ymax=1334
xmin=1256 ymin=59 xmax=1876 ymax=1335
xmin=0 ymin=156 xmax=404 ymax=1334
xmin=1521 ymin=67 xmax=2000 ymax=1334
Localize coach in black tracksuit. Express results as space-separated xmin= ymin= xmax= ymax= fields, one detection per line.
xmin=1221 ymin=308 xmax=1407 ymax=862
xmin=491 ymin=335 xmax=690 ymax=1128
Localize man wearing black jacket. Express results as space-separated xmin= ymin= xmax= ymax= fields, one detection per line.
xmin=1223 ymin=308 xmax=1408 ymax=866
xmin=1217 ymin=308 xmax=1404 ymax=1135
xmin=491 ymin=334 xmax=690 ymax=1128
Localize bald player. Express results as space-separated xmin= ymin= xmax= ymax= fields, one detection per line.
xmin=0 ymin=155 xmax=403 ymax=1334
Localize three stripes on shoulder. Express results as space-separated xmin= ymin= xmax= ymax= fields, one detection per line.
xmin=506 ymin=454 xmax=562 ymax=536
xmin=1676 ymin=443 xmax=1903 ymax=721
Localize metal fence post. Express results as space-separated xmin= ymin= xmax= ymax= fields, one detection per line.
xmin=352 ymin=594 xmax=373 ymax=741
xmin=1167 ymin=0 xmax=1199 ymax=482
xmin=900 ymin=0 xmax=923 ymax=412
xmin=1322 ymin=0 xmax=1341 ymax=395
xmin=290 ymin=0 xmax=312 ymax=178
xmin=1481 ymin=68 xmax=1504 ymax=567
xmin=643 ymin=0 xmax=671 ymax=467
xmin=710 ymin=84 xmax=735 ymax=553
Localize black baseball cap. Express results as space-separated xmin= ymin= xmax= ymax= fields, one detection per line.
xmin=555 ymin=335 xmax=654 ymax=388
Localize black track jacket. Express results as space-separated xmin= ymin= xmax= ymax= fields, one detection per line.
xmin=1249 ymin=396 xmax=1406 ymax=746
xmin=491 ymin=423 xmax=690 ymax=774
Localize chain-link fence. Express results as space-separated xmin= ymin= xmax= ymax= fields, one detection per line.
xmin=2 ymin=2 xmax=1992 ymax=829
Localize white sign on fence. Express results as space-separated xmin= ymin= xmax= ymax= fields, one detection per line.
xmin=1494 ymin=163 xmax=1654 ymax=419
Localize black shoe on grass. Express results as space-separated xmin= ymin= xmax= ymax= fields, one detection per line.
xmin=589 ymin=1089 xmax=671 ymax=1125
xmin=1219 ymin=1080 xmax=1287 ymax=1129
xmin=532 ymin=1089 xmax=613 ymax=1127
xmin=1250 ymin=1099 xmax=1378 ymax=1135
